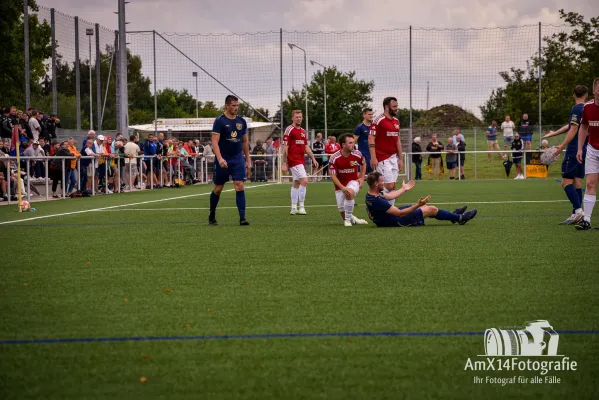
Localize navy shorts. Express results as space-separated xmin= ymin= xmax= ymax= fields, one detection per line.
xmin=446 ymin=161 xmax=457 ymax=169
xmin=394 ymin=206 xmax=425 ymax=227
xmin=561 ymin=154 xmax=585 ymax=180
xmin=521 ymin=134 xmax=532 ymax=142
xmin=213 ymin=156 xmax=246 ymax=185
xmin=513 ymin=157 xmax=522 ymax=165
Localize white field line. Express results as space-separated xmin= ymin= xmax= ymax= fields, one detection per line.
xmin=96 ymin=199 xmax=570 ymax=212
xmin=0 ymin=183 xmax=277 ymax=226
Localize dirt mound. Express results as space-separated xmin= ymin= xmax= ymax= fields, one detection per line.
xmin=414 ymin=104 xmax=483 ymax=128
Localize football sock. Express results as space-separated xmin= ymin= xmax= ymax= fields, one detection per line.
xmin=564 ymin=184 xmax=582 ymax=210
xmin=576 ymin=188 xmax=583 ymax=204
xmin=344 ymin=199 xmax=355 ymax=222
xmin=298 ymin=185 xmax=306 ymax=207
xmin=583 ymin=194 xmax=595 ymax=223
xmin=435 ymin=209 xmax=460 ymax=223
xmin=291 ymin=187 xmax=299 ymax=208
xmin=236 ymin=190 xmax=246 ymax=220
xmin=209 ymin=191 xmax=220 ymax=217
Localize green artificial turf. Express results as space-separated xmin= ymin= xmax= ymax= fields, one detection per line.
xmin=0 ymin=180 xmax=597 ymax=399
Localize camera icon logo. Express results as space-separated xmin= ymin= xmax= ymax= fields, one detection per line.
xmin=484 ymin=320 xmax=559 ymax=356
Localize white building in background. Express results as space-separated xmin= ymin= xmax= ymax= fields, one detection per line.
xmin=129 ymin=117 xmax=277 ymax=144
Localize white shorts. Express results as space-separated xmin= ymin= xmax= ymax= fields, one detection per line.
xmin=290 ymin=164 xmax=307 ymax=181
xmin=585 ymin=144 xmax=599 ymax=175
xmin=335 ymin=180 xmax=360 ymax=211
xmin=377 ymin=153 xmax=399 ymax=184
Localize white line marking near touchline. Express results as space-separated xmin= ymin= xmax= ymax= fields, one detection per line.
xmin=0 ymin=183 xmax=277 ymax=226
xmin=96 ymin=199 xmax=570 ymax=212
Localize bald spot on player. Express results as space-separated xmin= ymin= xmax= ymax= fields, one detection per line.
xmin=368 ymin=97 xmax=404 ymax=206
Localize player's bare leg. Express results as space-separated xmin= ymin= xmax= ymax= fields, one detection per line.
xmin=576 ymin=172 xmax=597 ymax=230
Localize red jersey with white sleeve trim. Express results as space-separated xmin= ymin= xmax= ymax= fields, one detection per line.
xmin=328 ymin=150 xmax=364 ymax=190
xmin=369 ymin=114 xmax=400 ymax=161
xmin=581 ymin=100 xmax=599 ymax=149
xmin=283 ymin=125 xmax=308 ymax=167
xmin=325 ymin=142 xmax=341 ymax=154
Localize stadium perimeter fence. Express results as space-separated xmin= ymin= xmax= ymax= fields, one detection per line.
xmin=16 ymin=2 xmax=576 ymax=181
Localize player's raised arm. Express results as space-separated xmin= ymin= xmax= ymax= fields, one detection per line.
xmin=381 ymin=180 xmax=415 ymax=200
xmin=544 ymin=124 xmax=569 ymax=139
xmin=386 ymin=195 xmax=429 ymax=217
xmin=554 ymin=125 xmax=580 ymax=158
xmin=305 ymin=144 xmax=318 ymax=168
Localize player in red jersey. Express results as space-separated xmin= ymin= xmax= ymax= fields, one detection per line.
xmin=328 ymin=134 xmax=369 ymax=226
xmin=282 ymin=110 xmax=319 ymax=215
xmin=575 ymin=78 xmax=599 ymax=230
xmin=368 ymin=96 xmax=404 ymax=206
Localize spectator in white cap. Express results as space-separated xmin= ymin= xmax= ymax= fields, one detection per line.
xmin=412 ymin=136 xmax=423 ymax=180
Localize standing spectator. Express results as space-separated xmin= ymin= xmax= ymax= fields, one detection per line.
xmin=455 ymin=131 xmax=466 ymax=180
xmin=46 ymin=113 xmax=60 ymax=140
xmin=49 ymin=141 xmax=72 ymax=198
xmin=23 ymin=141 xmax=45 ymax=180
xmin=20 ymin=112 xmax=32 ymax=140
xmin=501 ymin=115 xmax=515 ymax=150
xmin=251 ymin=139 xmax=267 ymax=182
xmin=426 ymin=134 xmax=444 ymax=180
xmin=39 ymin=138 xmax=50 ymax=155
xmin=445 ymin=136 xmax=458 ymax=180
xmin=312 ymin=132 xmax=325 ymax=177
xmin=66 ymin=137 xmax=81 ymax=195
xmin=486 ymin=120 xmax=502 ymax=161
xmin=324 ymin=135 xmax=341 ymax=178
xmin=511 ymin=133 xmax=524 ymax=179
xmin=82 ymin=130 xmax=95 ymax=148
xmin=265 ymin=137 xmax=275 ymax=180
xmin=80 ymin=139 xmax=96 ymax=192
xmin=123 ymin=134 xmax=140 ymax=190
xmin=412 ymin=136 xmax=423 ymax=180
xmin=518 ymin=113 xmax=534 ymax=151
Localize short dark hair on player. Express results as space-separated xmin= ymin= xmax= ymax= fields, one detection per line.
xmin=338 ymin=133 xmax=352 ymax=144
xmin=574 ymin=85 xmax=588 ymax=98
xmin=366 ymin=171 xmax=381 ymax=187
xmin=292 ymin=109 xmax=302 ymax=116
xmin=383 ymin=97 xmax=397 ymax=109
xmin=363 ymin=108 xmax=372 ymax=114
xmin=225 ymin=95 xmax=238 ymax=105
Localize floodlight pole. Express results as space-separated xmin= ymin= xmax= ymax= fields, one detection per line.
xmin=193 ymin=71 xmax=198 ymax=118
xmin=86 ymin=28 xmax=94 ymax=130
xmin=288 ymin=43 xmax=308 ymax=134
xmin=310 ymin=60 xmax=327 ymax=137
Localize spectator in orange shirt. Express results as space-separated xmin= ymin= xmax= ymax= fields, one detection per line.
xmin=66 ymin=137 xmax=81 ymax=194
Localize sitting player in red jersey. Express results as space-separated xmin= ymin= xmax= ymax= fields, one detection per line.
xmin=328 ymin=134 xmax=369 ymax=226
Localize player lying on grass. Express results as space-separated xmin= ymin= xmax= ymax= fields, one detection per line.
xmin=364 ymin=171 xmax=478 ymax=227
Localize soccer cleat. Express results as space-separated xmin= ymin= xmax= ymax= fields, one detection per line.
xmin=344 ymin=220 xmax=353 ymax=227
xmin=574 ymin=220 xmax=591 ymax=230
xmin=290 ymin=208 xmax=298 ymax=215
xmin=458 ymin=209 xmax=478 ymax=225
xmin=240 ymin=219 xmax=250 ymax=226
xmin=351 ymin=216 xmax=369 ymax=225
xmin=208 ymin=215 xmax=218 ymax=225
xmin=298 ymin=208 xmax=307 ymax=215
xmin=558 ymin=216 xmax=576 ymax=225
xmin=451 ymin=205 xmax=467 ymax=224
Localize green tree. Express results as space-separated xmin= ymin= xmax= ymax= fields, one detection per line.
xmin=282 ymin=66 xmax=374 ymax=134
xmin=0 ymin=0 xmax=51 ymax=107
xmin=480 ymin=10 xmax=599 ymax=126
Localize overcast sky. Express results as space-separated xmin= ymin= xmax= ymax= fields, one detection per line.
xmin=40 ymin=0 xmax=599 ymax=126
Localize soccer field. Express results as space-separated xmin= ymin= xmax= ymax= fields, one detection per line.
xmin=0 ymin=179 xmax=597 ymax=399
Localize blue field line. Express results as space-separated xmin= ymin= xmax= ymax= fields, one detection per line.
xmin=1 ymin=330 xmax=597 ymax=345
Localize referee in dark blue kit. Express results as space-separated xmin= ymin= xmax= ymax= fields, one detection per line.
xmin=209 ymin=95 xmax=251 ymax=226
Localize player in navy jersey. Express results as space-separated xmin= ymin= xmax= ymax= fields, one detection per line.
xmin=209 ymin=95 xmax=251 ymax=226
xmin=364 ymin=171 xmax=477 ymax=227
xmin=543 ymin=85 xmax=589 ymax=224
xmin=353 ymin=108 xmax=374 ymax=173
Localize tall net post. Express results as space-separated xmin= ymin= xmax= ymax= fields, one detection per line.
xmin=75 ymin=17 xmax=81 ymax=130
